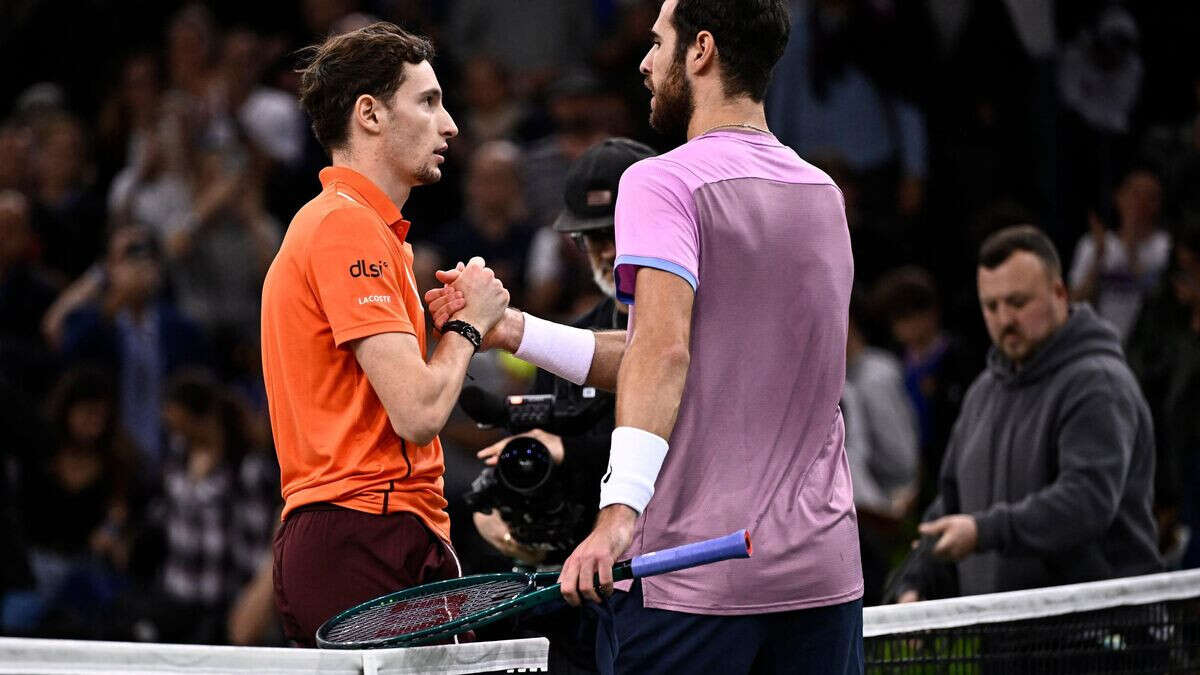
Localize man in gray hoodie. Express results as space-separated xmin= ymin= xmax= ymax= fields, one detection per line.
xmin=896 ymin=225 xmax=1162 ymax=601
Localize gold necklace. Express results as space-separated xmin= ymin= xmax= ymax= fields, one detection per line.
xmin=696 ymin=122 xmax=771 ymax=137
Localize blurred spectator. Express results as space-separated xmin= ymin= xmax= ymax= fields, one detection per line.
xmin=593 ymin=0 xmax=664 ymax=143
xmin=921 ymin=0 xmax=1059 ymax=266
xmin=0 ymin=118 xmax=34 ymax=193
xmin=523 ymin=71 xmax=615 ymax=228
xmin=522 ymin=72 xmax=614 ymax=318
xmin=45 ymin=225 xmax=208 ymax=480
xmin=28 ymin=113 xmax=107 ymax=283
xmin=206 ymin=29 xmax=305 ymax=171
xmin=1069 ymin=168 xmax=1170 ymax=341
xmin=841 ymin=292 xmax=918 ymax=605
xmin=456 ymin=57 xmax=530 ymax=150
xmin=4 ymin=367 xmax=134 ymax=638
xmin=95 ymin=52 xmax=164 ymax=183
xmin=158 ymin=142 xmax=282 ymax=347
xmin=448 ymin=0 xmax=597 ymax=97
xmin=1126 ymin=219 xmax=1200 ymax=569
xmin=0 ymin=190 xmax=58 ymax=394
xmin=0 ymin=379 xmax=38 ymax=631
xmin=1160 ymin=77 xmax=1200 ymax=226
xmin=301 ymin=0 xmax=358 ymax=38
xmin=1059 ymin=6 xmax=1142 ymax=137
xmin=894 ymin=226 xmax=1161 ymax=602
xmin=432 ymin=141 xmax=535 ymax=306
xmin=165 ymin=4 xmax=217 ymax=104
xmin=225 ymin=534 xmax=284 ymax=646
xmin=107 ymin=101 xmax=193 ymax=236
xmin=870 ymin=266 xmax=979 ymax=511
xmin=134 ymin=372 xmax=277 ymax=643
xmin=768 ymin=0 xmax=928 ymax=220
xmin=1059 ymin=6 xmax=1144 ymax=249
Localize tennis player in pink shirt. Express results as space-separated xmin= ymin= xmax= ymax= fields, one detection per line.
xmin=429 ymin=1 xmax=862 ymax=671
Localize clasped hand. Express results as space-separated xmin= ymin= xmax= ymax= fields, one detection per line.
xmin=425 ymin=259 xmax=522 ymax=351
xmin=427 ymin=257 xmax=509 ymax=335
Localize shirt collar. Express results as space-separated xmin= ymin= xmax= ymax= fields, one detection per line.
xmin=319 ymin=166 xmax=412 ymax=241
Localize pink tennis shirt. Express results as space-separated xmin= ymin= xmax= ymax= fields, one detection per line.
xmin=612 ymin=129 xmax=862 ymax=614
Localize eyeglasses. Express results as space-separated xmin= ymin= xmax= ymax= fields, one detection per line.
xmin=569 ymin=230 xmax=615 ymax=254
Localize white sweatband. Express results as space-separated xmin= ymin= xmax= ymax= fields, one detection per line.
xmin=599 ymin=426 xmax=669 ymax=514
xmin=513 ymin=312 xmax=596 ymax=385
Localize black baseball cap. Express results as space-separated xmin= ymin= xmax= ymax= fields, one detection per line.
xmin=553 ymin=137 xmax=657 ymax=234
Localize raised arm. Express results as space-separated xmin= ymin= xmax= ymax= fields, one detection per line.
xmin=426 ymin=281 xmax=628 ymax=391
xmin=558 ymin=267 xmax=694 ymax=606
xmin=354 ymin=258 xmax=508 ymax=445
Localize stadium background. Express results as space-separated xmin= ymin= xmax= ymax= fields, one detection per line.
xmin=1 ymin=0 xmax=1199 ymax=649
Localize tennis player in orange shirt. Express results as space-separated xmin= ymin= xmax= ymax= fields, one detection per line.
xmin=260 ymin=23 xmax=493 ymax=647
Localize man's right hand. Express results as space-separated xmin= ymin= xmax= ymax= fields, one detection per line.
xmin=448 ymin=257 xmax=510 ymax=334
xmin=426 ymin=263 xmax=524 ymax=351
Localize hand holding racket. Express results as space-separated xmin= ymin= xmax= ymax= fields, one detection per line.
xmin=316 ymin=528 xmax=752 ymax=649
xmin=559 ymin=503 xmax=637 ymax=606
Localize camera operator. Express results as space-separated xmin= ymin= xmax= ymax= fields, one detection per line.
xmin=472 ymin=138 xmax=652 ymax=562
xmin=469 ymin=138 xmax=654 ymax=672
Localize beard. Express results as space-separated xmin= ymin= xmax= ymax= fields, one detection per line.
xmin=591 ymin=264 xmax=617 ymax=300
xmin=414 ymin=162 xmax=442 ymax=185
xmin=649 ymin=57 xmax=694 ymax=139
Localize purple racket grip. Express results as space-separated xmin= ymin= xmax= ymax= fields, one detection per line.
xmin=630 ymin=529 xmax=752 ymax=578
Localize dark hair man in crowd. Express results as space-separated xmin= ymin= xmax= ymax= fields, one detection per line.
xmin=431 ymin=1 xmax=863 ymax=671
xmin=260 ymin=22 xmax=510 ymax=646
xmin=896 ymin=225 xmax=1162 ymax=602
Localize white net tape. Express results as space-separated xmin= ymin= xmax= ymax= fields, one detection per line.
xmin=863 ymin=568 xmax=1200 ymax=638
xmin=0 ymin=636 xmax=548 ymax=675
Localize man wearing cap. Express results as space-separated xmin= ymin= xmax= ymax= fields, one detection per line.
xmin=471 ymin=138 xmax=654 ymax=673
xmin=430 ymin=1 xmax=862 ymax=671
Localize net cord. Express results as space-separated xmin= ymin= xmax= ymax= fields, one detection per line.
xmin=863 ymin=568 xmax=1200 ymax=638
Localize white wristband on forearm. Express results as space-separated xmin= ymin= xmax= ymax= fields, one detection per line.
xmin=513 ymin=312 xmax=596 ymax=385
xmin=599 ymin=426 xmax=669 ymax=514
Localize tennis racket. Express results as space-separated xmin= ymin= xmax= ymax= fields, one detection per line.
xmin=316 ymin=529 xmax=752 ymax=649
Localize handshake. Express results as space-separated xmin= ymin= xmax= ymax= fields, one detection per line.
xmin=423 ymin=256 xmax=522 ymax=352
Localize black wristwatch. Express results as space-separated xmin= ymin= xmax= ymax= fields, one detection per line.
xmin=441 ymin=320 xmax=482 ymax=352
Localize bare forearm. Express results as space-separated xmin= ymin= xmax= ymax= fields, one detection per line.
xmin=584 ymin=330 xmax=627 ymax=391
xmin=355 ymin=331 xmax=477 ymax=445
xmin=614 ymin=335 xmax=689 ymax=438
xmin=408 ymin=333 xmax=478 ymax=441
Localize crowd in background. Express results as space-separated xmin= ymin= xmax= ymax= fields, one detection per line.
xmin=1 ymin=0 xmax=1199 ymax=645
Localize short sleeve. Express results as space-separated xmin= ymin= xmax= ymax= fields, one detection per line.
xmin=308 ymin=208 xmax=415 ymax=347
xmin=613 ymin=159 xmax=700 ymax=304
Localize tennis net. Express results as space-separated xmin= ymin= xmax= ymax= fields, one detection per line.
xmin=0 ymin=635 xmax=548 ymax=674
xmin=862 ymin=569 xmax=1200 ymax=673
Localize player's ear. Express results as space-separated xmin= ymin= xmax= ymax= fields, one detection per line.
xmin=690 ymin=30 xmax=717 ymax=76
xmin=353 ymin=94 xmax=385 ymax=137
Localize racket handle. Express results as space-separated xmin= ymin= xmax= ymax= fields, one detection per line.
xmin=623 ymin=529 xmax=752 ymax=579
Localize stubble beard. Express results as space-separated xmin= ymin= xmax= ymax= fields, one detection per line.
xmin=649 ymin=57 xmax=694 ymax=140
xmin=414 ymin=162 xmax=442 ymax=186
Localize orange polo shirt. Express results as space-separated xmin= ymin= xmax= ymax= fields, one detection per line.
xmin=261 ymin=166 xmax=450 ymax=542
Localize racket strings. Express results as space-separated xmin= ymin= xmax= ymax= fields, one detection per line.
xmin=324 ymin=578 xmax=532 ymax=642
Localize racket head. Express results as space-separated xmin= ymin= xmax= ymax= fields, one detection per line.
xmin=315 ymin=572 xmax=560 ymax=649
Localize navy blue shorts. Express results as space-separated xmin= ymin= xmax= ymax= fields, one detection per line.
xmin=595 ymin=580 xmax=863 ymax=674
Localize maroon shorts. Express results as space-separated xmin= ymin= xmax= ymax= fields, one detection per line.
xmin=272 ymin=503 xmax=460 ymax=647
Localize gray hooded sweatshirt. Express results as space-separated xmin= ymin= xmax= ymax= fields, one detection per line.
xmin=905 ymin=304 xmax=1163 ymax=597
